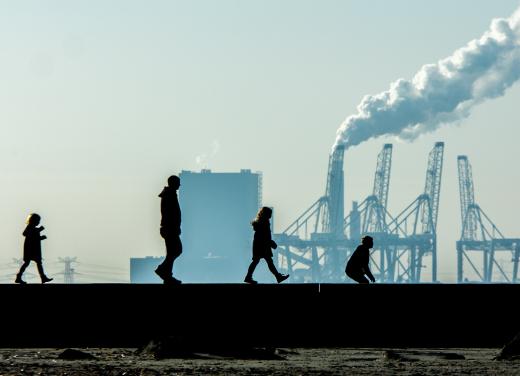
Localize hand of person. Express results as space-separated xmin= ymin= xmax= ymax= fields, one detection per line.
xmin=370 ymin=276 xmax=376 ymax=283
xmin=270 ymin=240 xmax=278 ymax=249
xmin=41 ymin=235 xmax=47 ymax=240
xmin=39 ymin=226 xmax=45 ymax=231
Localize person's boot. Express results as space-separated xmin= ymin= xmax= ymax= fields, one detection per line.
xmin=41 ymin=276 xmax=53 ymax=284
xmin=276 ymin=274 xmax=289 ymax=283
xmin=154 ymin=267 xmax=168 ymax=281
xmin=164 ymin=276 xmax=182 ymax=285
xmin=14 ymin=274 xmax=27 ymax=284
xmin=244 ymin=276 xmax=258 ymax=284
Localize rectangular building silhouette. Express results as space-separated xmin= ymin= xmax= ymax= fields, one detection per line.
xmin=130 ymin=169 xmax=262 ymax=283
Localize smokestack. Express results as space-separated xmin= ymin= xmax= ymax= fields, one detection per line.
xmin=334 ymin=7 xmax=520 ymax=150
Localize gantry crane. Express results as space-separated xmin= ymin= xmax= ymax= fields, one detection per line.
xmin=386 ymin=142 xmax=444 ymax=283
xmin=456 ymin=156 xmax=519 ymax=283
xmin=274 ymin=146 xmax=348 ymax=282
xmin=344 ymin=144 xmax=397 ymax=282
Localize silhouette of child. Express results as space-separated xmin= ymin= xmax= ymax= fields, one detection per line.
xmin=244 ymin=207 xmax=289 ymax=284
xmin=15 ymin=213 xmax=53 ymax=284
xmin=345 ymin=236 xmax=376 ymax=284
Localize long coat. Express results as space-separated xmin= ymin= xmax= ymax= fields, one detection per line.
xmin=252 ymin=220 xmax=277 ymax=259
xmin=23 ymin=225 xmax=45 ymax=262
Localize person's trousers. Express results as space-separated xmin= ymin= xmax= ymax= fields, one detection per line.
xmin=246 ymin=256 xmax=280 ymax=279
xmin=346 ymin=269 xmax=369 ymax=284
xmin=17 ymin=260 xmax=46 ymax=278
xmin=158 ymin=232 xmax=182 ymax=277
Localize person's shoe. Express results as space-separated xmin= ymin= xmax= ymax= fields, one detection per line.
xmin=164 ymin=276 xmax=182 ymax=285
xmin=14 ymin=275 xmax=27 ymax=284
xmin=244 ymin=277 xmax=258 ymax=284
xmin=41 ymin=276 xmax=53 ymax=284
xmin=154 ymin=267 xmax=168 ymax=280
xmin=276 ymin=274 xmax=289 ymax=283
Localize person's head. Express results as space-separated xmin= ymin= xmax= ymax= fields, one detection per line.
xmin=26 ymin=213 xmax=41 ymax=226
xmin=167 ymin=175 xmax=180 ymax=190
xmin=255 ymin=207 xmax=272 ymax=222
xmin=361 ymin=235 xmax=373 ymax=248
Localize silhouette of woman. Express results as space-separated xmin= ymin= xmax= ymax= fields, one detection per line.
xmin=244 ymin=207 xmax=289 ymax=284
xmin=15 ymin=213 xmax=53 ymax=284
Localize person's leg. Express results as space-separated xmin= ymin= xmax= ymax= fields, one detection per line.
xmin=347 ymin=270 xmax=369 ymax=284
xmin=36 ymin=261 xmax=53 ymax=283
xmin=245 ymin=258 xmax=260 ymax=282
xmin=18 ymin=261 xmax=30 ymax=276
xmin=170 ymin=236 xmax=183 ymax=269
xmin=265 ymin=257 xmax=289 ymax=283
xmin=15 ymin=261 xmax=31 ymax=283
xmin=166 ymin=236 xmax=183 ymax=283
xmin=157 ymin=234 xmax=174 ymax=277
xmin=265 ymin=257 xmax=280 ymax=277
xmin=156 ymin=234 xmax=182 ymax=283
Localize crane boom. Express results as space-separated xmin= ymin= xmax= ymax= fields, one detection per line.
xmin=421 ymin=142 xmax=444 ymax=233
xmin=373 ymin=144 xmax=393 ymax=208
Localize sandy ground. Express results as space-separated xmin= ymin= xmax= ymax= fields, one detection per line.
xmin=0 ymin=348 xmax=519 ymax=375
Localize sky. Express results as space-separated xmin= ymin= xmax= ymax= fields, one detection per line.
xmin=1 ymin=0 xmax=519 ymax=282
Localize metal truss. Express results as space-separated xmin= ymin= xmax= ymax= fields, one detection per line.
xmin=456 ymin=156 xmax=519 ymax=283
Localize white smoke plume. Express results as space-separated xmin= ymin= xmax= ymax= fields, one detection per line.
xmin=334 ymin=7 xmax=520 ymax=150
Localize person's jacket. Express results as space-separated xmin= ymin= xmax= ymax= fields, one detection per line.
xmin=346 ymin=245 xmax=369 ymax=274
xmin=159 ymin=186 xmax=181 ymax=235
xmin=23 ymin=225 xmax=45 ymax=262
xmin=252 ymin=219 xmax=277 ymax=259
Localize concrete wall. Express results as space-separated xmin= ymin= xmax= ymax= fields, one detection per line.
xmin=1 ymin=284 xmax=518 ymax=348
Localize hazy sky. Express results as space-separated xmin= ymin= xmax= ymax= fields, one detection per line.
xmin=1 ymin=0 xmax=519 ymax=282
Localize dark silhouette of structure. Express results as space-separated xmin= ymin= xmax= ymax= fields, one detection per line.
xmin=456 ymin=156 xmax=519 ymax=283
xmin=155 ymin=175 xmax=183 ymax=284
xmin=15 ymin=213 xmax=53 ymax=284
xmin=177 ymin=169 xmax=262 ymax=283
xmin=345 ymin=236 xmax=375 ymax=284
xmin=275 ymin=142 xmax=444 ymax=284
xmin=244 ymin=207 xmax=289 ymax=284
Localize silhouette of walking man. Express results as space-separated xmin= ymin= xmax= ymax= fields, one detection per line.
xmin=244 ymin=207 xmax=289 ymax=284
xmin=15 ymin=213 xmax=53 ymax=284
xmin=155 ymin=175 xmax=183 ymax=284
xmin=345 ymin=235 xmax=376 ymax=284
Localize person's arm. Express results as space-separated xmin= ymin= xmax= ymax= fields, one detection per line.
xmin=364 ymin=267 xmax=375 ymax=283
xmin=270 ymin=239 xmax=277 ymax=249
xmin=363 ymin=250 xmax=375 ymax=283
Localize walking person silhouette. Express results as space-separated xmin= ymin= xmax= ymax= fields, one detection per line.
xmin=244 ymin=207 xmax=289 ymax=284
xmin=155 ymin=175 xmax=183 ymax=284
xmin=345 ymin=235 xmax=376 ymax=284
xmin=15 ymin=213 xmax=53 ymax=284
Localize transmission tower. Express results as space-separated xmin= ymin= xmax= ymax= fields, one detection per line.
xmin=58 ymin=257 xmax=78 ymax=284
xmin=456 ymin=156 xmax=519 ymax=283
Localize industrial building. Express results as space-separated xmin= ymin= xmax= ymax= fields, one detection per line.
xmin=130 ymin=169 xmax=262 ymax=283
xmin=177 ymin=169 xmax=262 ymax=282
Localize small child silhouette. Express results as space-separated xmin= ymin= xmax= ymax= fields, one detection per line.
xmin=244 ymin=207 xmax=289 ymax=284
xmin=15 ymin=213 xmax=53 ymax=284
